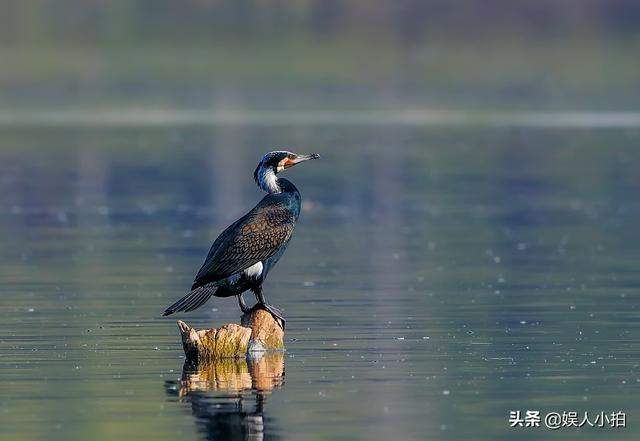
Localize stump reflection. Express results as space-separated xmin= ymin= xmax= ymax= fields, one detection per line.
xmin=166 ymin=352 xmax=284 ymax=441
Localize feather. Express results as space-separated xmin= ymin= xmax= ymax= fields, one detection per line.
xmin=191 ymin=198 xmax=295 ymax=289
xmin=162 ymin=285 xmax=217 ymax=316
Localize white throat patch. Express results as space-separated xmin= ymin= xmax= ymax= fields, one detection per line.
xmin=256 ymin=166 xmax=281 ymax=193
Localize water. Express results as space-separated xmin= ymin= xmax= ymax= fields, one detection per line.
xmin=1 ymin=124 xmax=639 ymax=440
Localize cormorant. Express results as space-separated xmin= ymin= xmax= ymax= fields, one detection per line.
xmin=162 ymin=150 xmax=320 ymax=327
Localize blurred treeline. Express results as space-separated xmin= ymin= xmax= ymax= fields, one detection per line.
xmin=2 ymin=0 xmax=640 ymax=110
xmin=2 ymin=0 xmax=640 ymax=45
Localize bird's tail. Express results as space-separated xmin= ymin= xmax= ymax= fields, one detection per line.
xmin=162 ymin=285 xmax=217 ymax=316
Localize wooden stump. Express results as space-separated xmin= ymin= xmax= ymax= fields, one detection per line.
xmin=177 ymin=307 xmax=284 ymax=362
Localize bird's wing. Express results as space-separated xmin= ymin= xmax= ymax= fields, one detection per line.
xmin=192 ymin=201 xmax=295 ymax=288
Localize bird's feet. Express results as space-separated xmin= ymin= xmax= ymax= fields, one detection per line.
xmin=238 ymin=294 xmax=252 ymax=314
xmin=259 ymin=303 xmax=286 ymax=330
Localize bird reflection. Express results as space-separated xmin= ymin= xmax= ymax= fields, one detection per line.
xmin=165 ymin=352 xmax=284 ymax=441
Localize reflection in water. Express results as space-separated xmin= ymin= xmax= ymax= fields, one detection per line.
xmin=165 ymin=353 xmax=284 ymax=441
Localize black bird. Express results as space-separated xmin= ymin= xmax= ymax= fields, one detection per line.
xmin=163 ymin=150 xmax=320 ymax=326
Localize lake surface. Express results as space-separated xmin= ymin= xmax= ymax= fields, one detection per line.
xmin=1 ymin=122 xmax=639 ymax=440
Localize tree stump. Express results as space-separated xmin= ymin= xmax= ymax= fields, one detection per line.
xmin=177 ymin=307 xmax=284 ymax=362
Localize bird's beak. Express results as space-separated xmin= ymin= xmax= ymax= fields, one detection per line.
xmin=283 ymin=153 xmax=320 ymax=169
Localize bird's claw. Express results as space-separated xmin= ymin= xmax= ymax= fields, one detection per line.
xmin=261 ymin=303 xmax=286 ymax=330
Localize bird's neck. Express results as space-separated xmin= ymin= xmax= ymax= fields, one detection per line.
xmin=255 ymin=167 xmax=282 ymax=194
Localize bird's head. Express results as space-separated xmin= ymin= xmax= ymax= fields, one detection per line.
xmin=254 ymin=150 xmax=320 ymax=193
